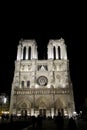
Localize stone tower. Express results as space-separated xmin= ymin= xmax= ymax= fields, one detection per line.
xmin=10 ymin=38 xmax=75 ymax=117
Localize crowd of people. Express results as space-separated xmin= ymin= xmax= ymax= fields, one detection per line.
xmin=0 ymin=112 xmax=78 ymax=130
xmin=31 ymin=112 xmax=77 ymax=130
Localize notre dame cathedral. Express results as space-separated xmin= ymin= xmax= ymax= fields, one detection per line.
xmin=10 ymin=38 xmax=75 ymax=117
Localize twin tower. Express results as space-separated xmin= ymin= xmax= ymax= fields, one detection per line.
xmin=10 ymin=38 xmax=75 ymax=118
xmin=17 ymin=38 xmax=67 ymax=60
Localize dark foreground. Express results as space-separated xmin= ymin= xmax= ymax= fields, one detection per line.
xmin=0 ymin=118 xmax=32 ymax=130
xmin=0 ymin=118 xmax=87 ymax=130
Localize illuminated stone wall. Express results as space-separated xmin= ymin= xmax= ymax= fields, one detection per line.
xmin=10 ymin=38 xmax=75 ymax=117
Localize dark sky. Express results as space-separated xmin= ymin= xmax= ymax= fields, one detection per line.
xmin=0 ymin=2 xmax=87 ymax=112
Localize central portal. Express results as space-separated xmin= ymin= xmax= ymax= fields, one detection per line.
xmin=39 ymin=109 xmax=46 ymax=116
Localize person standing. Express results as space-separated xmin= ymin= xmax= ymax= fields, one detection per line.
xmin=55 ymin=112 xmax=64 ymax=130
xmin=67 ymin=117 xmax=77 ymax=130
xmin=36 ymin=115 xmax=43 ymax=130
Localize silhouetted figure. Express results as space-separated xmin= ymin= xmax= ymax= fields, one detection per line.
xmin=10 ymin=114 xmax=13 ymax=123
xmin=55 ymin=112 xmax=64 ymax=130
xmin=67 ymin=117 xmax=77 ymax=130
xmin=36 ymin=115 xmax=43 ymax=130
xmin=32 ymin=116 xmax=36 ymax=130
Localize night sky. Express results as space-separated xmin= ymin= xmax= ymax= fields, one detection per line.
xmin=0 ymin=2 xmax=87 ymax=112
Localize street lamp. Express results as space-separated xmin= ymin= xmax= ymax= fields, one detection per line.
xmin=3 ymin=97 xmax=7 ymax=104
xmin=1 ymin=96 xmax=7 ymax=114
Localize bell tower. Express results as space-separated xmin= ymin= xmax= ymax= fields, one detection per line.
xmin=17 ymin=39 xmax=38 ymax=61
xmin=47 ymin=38 xmax=67 ymax=60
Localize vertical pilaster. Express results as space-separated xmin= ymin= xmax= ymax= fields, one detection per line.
xmin=53 ymin=46 xmax=54 ymax=59
xmin=51 ymin=45 xmax=53 ymax=59
xmin=61 ymin=45 xmax=67 ymax=60
xmin=35 ymin=46 xmax=38 ymax=59
xmin=57 ymin=46 xmax=59 ymax=59
xmin=51 ymin=108 xmax=54 ymax=118
xmin=32 ymin=45 xmax=35 ymax=59
xmin=17 ymin=45 xmax=21 ymax=61
xmin=31 ymin=47 xmax=32 ymax=59
xmin=21 ymin=46 xmax=23 ymax=60
xmin=56 ymin=46 xmax=58 ymax=59
xmin=31 ymin=108 xmax=34 ymax=116
xmin=47 ymin=46 xmax=50 ymax=59
xmin=26 ymin=46 xmax=28 ymax=60
xmin=64 ymin=45 xmax=67 ymax=60
xmin=48 ymin=44 xmax=54 ymax=59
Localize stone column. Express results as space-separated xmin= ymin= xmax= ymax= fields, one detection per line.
xmin=17 ymin=45 xmax=21 ymax=61
xmin=56 ymin=46 xmax=58 ymax=59
xmin=64 ymin=45 xmax=67 ymax=60
xmin=35 ymin=46 xmax=38 ymax=59
xmin=47 ymin=45 xmax=51 ymax=59
xmin=32 ymin=45 xmax=35 ymax=59
xmin=47 ymin=46 xmax=49 ymax=59
xmin=51 ymin=45 xmax=53 ymax=59
xmin=21 ymin=46 xmax=23 ymax=60
xmin=51 ymin=108 xmax=54 ymax=118
xmin=48 ymin=44 xmax=54 ymax=59
xmin=24 ymin=81 xmax=27 ymax=88
xmin=31 ymin=47 xmax=32 ymax=59
xmin=26 ymin=46 xmax=28 ymax=60
xmin=31 ymin=108 xmax=34 ymax=116
xmin=33 ymin=45 xmax=35 ymax=59
xmin=61 ymin=45 xmax=67 ymax=60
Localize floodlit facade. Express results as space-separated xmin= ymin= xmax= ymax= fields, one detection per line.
xmin=10 ymin=38 xmax=75 ymax=117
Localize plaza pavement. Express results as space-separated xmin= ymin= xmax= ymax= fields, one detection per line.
xmin=22 ymin=118 xmax=87 ymax=130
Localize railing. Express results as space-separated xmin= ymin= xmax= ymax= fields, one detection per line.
xmin=14 ymin=88 xmax=70 ymax=95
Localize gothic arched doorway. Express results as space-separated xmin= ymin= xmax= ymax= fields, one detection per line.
xmin=36 ymin=96 xmax=50 ymax=117
xmin=39 ymin=101 xmax=46 ymax=117
xmin=55 ymin=98 xmax=64 ymax=116
xmin=21 ymin=103 xmax=27 ymax=117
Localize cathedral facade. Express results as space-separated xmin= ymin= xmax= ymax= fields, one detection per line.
xmin=10 ymin=38 xmax=75 ymax=117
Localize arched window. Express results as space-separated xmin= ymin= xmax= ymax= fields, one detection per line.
xmin=21 ymin=81 xmax=24 ymax=88
xmin=23 ymin=47 xmax=26 ymax=60
xmin=58 ymin=46 xmax=61 ymax=59
xmin=53 ymin=46 xmax=56 ymax=60
xmin=28 ymin=47 xmax=31 ymax=60
xmin=27 ymin=81 xmax=30 ymax=87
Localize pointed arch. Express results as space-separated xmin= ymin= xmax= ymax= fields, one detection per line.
xmin=55 ymin=98 xmax=64 ymax=108
xmin=28 ymin=46 xmax=31 ymax=60
xmin=58 ymin=46 xmax=61 ymax=59
xmin=53 ymin=46 xmax=56 ymax=60
xmin=55 ymin=98 xmax=65 ymax=116
xmin=21 ymin=103 xmax=27 ymax=108
xmin=17 ymin=98 xmax=32 ymax=109
xmin=23 ymin=47 xmax=26 ymax=60
xmin=36 ymin=96 xmax=50 ymax=108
